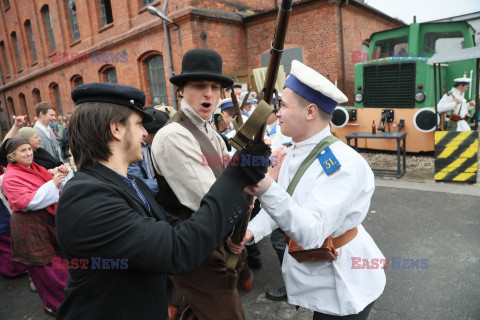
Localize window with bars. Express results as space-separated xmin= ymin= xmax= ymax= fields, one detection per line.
xmin=99 ymin=0 xmax=113 ymax=26
xmin=0 ymin=41 xmax=10 ymax=75
xmin=147 ymin=55 xmax=168 ymax=105
xmin=11 ymin=32 xmax=22 ymax=71
xmin=66 ymin=0 xmax=80 ymax=42
xmin=25 ymin=20 xmax=38 ymax=64
xmin=106 ymin=68 xmax=117 ymax=83
xmin=43 ymin=6 xmax=56 ymax=52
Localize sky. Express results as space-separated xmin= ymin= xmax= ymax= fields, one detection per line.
xmin=364 ymin=0 xmax=480 ymax=24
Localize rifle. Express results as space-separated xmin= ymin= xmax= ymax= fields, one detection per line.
xmin=226 ymin=0 xmax=293 ymax=289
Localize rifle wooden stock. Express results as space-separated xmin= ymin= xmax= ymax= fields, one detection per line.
xmin=226 ymin=0 xmax=292 ymax=290
xmin=255 ymin=0 xmax=292 ymax=143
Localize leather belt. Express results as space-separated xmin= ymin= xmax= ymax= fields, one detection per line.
xmin=333 ymin=227 xmax=358 ymax=248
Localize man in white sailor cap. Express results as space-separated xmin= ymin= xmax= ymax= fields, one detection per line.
xmin=437 ymin=76 xmax=476 ymax=131
xmin=229 ymin=60 xmax=386 ymax=319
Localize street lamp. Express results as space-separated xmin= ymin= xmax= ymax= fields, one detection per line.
xmin=147 ymin=4 xmax=180 ymax=110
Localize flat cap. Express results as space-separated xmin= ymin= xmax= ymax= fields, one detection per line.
xmin=71 ymin=82 xmax=153 ymax=122
xmin=142 ymin=108 xmax=170 ymax=133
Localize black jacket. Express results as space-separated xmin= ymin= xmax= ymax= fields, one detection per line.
xmin=55 ymin=163 xmax=248 ymax=320
xmin=34 ymin=148 xmax=63 ymax=169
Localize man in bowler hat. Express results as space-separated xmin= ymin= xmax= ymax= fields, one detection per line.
xmin=54 ymin=82 xmax=270 ymax=319
xmin=151 ymin=49 xmax=254 ymax=319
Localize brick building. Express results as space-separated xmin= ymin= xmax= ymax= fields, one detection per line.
xmin=0 ymin=0 xmax=403 ymax=136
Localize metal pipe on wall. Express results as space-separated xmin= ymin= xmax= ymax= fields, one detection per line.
xmin=339 ymin=0 xmax=348 ymax=95
xmin=162 ymin=0 xmax=178 ymax=110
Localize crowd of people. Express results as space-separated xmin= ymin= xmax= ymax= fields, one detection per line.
xmin=0 ymin=48 xmax=385 ymax=320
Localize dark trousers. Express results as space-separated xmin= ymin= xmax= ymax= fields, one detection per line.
xmin=313 ymin=301 xmax=375 ymax=320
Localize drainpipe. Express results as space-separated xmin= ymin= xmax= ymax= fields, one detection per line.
xmin=338 ymin=0 xmax=348 ymax=95
xmin=162 ymin=0 xmax=178 ymax=110
xmin=0 ymin=70 xmax=10 ymax=133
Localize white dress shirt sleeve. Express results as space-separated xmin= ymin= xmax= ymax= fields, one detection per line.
xmin=22 ymin=180 xmax=60 ymax=212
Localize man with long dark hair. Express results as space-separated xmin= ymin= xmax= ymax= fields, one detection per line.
xmin=55 ymin=82 xmax=270 ymax=319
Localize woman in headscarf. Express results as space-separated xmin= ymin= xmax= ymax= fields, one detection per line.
xmin=0 ymin=136 xmax=68 ymax=316
xmin=17 ymin=127 xmax=63 ymax=170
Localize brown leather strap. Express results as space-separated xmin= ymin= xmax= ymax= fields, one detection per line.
xmin=282 ymin=227 xmax=358 ymax=250
xmin=168 ymin=109 xmax=225 ymax=179
xmin=332 ymin=227 xmax=358 ymax=248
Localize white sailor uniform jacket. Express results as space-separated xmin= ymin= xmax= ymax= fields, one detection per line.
xmin=248 ymin=126 xmax=386 ymax=316
xmin=437 ymin=87 xmax=474 ymax=131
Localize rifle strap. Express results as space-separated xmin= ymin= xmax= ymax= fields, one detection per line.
xmin=286 ymin=135 xmax=340 ymax=195
xmin=229 ymin=100 xmax=274 ymax=151
xmin=168 ymin=109 xmax=225 ymax=178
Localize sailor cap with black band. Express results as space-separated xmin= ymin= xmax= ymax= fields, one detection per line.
xmin=284 ymin=60 xmax=348 ymax=114
xmin=71 ymin=82 xmax=154 ymax=122
xmin=454 ymin=77 xmax=471 ymax=86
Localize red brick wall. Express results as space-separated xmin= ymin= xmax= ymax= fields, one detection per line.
xmin=245 ymin=1 xmax=400 ymax=105
xmin=0 ymin=0 xmax=399 ymax=132
xmin=341 ymin=3 xmax=401 ymax=104
xmin=246 ymin=2 xmax=343 ymax=90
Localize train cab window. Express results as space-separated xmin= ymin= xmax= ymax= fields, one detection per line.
xmin=372 ymin=36 xmax=408 ymax=58
xmin=423 ymin=31 xmax=464 ymax=54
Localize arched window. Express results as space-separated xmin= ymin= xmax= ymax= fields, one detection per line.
xmin=32 ymin=88 xmax=42 ymax=105
xmin=0 ymin=41 xmax=10 ymax=76
xmin=99 ymin=64 xmax=117 ymax=83
xmin=19 ymin=93 xmax=29 ymax=121
xmin=147 ymin=55 xmax=168 ymax=105
xmin=0 ymin=105 xmax=8 ymax=135
xmin=65 ymin=0 xmax=80 ymax=42
xmin=7 ymin=97 xmax=16 ymax=120
xmin=49 ymin=83 xmax=63 ymax=114
xmin=41 ymin=5 xmax=56 ymax=52
xmin=99 ymin=0 xmax=113 ymax=26
xmin=71 ymin=74 xmax=84 ymax=89
xmin=11 ymin=32 xmax=22 ymax=71
xmin=24 ymin=20 xmax=38 ymax=64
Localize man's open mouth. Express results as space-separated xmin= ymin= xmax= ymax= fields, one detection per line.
xmin=201 ymin=103 xmax=211 ymax=110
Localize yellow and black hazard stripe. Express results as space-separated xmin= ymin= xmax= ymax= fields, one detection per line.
xmin=434 ymin=131 xmax=478 ymax=182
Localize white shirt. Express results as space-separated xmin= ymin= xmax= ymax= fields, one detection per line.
xmin=249 ymin=126 xmax=386 ymax=315
xmin=34 ymin=121 xmax=54 ymax=140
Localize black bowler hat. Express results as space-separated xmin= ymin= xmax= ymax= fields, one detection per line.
xmin=170 ymin=49 xmax=234 ymax=88
xmin=71 ymin=82 xmax=154 ymax=122
xmin=142 ymin=108 xmax=170 ymax=133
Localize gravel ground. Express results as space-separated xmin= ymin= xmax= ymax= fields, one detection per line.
xmin=359 ymin=148 xmax=480 ymax=183
xmin=359 ymin=151 xmax=436 ymax=182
